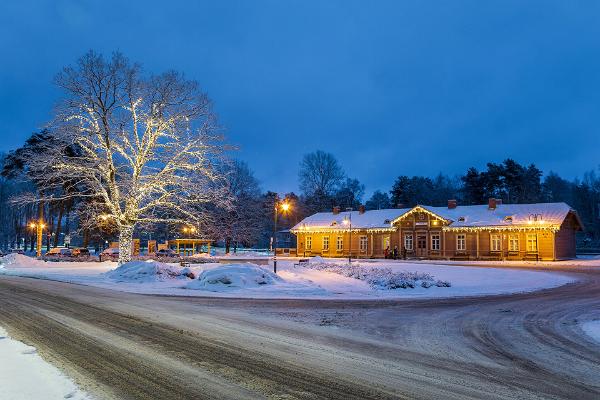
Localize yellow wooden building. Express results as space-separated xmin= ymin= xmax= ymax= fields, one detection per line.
xmin=290 ymin=199 xmax=583 ymax=261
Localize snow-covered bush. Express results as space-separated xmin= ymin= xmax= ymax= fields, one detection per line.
xmin=0 ymin=253 xmax=47 ymax=268
xmin=304 ymin=261 xmax=451 ymax=290
xmin=187 ymin=263 xmax=281 ymax=290
xmin=104 ymin=260 xmax=191 ymax=283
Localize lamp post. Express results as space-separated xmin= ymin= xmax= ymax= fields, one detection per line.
xmin=343 ymin=208 xmax=353 ymax=263
xmin=272 ymin=197 xmax=290 ymax=274
xmin=29 ymin=221 xmax=46 ymax=257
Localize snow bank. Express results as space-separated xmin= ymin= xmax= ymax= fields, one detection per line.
xmin=0 ymin=253 xmax=47 ymax=268
xmin=0 ymin=326 xmax=90 ymax=400
xmin=186 ymin=263 xmax=281 ymax=290
xmin=306 ymin=260 xmax=450 ymax=290
xmin=105 ymin=260 xmax=189 ymax=283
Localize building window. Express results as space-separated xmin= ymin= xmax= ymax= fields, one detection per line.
xmin=509 ymin=235 xmax=519 ymax=252
xmin=336 ymin=236 xmax=344 ymax=251
xmin=527 ymin=234 xmax=538 ymax=252
xmin=456 ymin=234 xmax=466 ymax=251
xmin=306 ymin=236 xmax=312 ymax=250
xmin=359 ymin=236 xmax=368 ymax=252
xmin=404 ymin=234 xmax=413 ymax=250
xmin=322 ymin=236 xmax=329 ymax=251
xmin=431 ymin=234 xmax=440 ymax=251
xmin=383 ymin=236 xmax=390 ymax=250
xmin=491 ymin=234 xmax=501 ymax=252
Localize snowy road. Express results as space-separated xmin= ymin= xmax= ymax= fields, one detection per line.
xmin=0 ymin=265 xmax=599 ymax=399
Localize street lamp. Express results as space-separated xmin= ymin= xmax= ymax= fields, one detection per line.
xmin=342 ymin=208 xmax=353 ymax=263
xmin=272 ymin=197 xmax=291 ymax=274
xmin=28 ymin=221 xmax=45 ymax=257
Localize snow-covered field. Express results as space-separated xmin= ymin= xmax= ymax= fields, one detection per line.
xmin=582 ymin=321 xmax=600 ymax=343
xmin=0 ymin=326 xmax=90 ymax=400
xmin=0 ymin=253 xmax=580 ymax=300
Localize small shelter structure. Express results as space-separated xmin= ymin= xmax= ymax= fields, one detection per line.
xmin=168 ymin=238 xmax=213 ymax=256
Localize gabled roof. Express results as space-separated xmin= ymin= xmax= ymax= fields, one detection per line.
xmin=291 ymin=208 xmax=410 ymax=231
xmin=422 ymin=202 xmax=583 ymax=230
xmin=291 ymin=202 xmax=583 ymax=232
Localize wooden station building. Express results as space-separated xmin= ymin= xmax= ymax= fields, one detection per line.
xmin=290 ymin=199 xmax=583 ymax=261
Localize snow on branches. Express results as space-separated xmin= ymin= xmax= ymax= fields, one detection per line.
xmin=28 ymin=51 xmax=231 ymax=263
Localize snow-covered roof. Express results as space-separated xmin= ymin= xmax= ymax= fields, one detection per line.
xmin=292 ymin=202 xmax=581 ymax=232
xmin=421 ymin=202 xmax=579 ymax=229
xmin=291 ymin=208 xmax=410 ymax=231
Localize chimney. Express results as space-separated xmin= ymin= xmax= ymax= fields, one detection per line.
xmin=488 ymin=198 xmax=497 ymax=210
xmin=333 ymin=206 xmax=340 ymax=215
xmin=496 ymin=198 xmax=502 ymax=205
xmin=448 ymin=199 xmax=457 ymax=209
xmin=359 ymin=205 xmax=365 ymax=214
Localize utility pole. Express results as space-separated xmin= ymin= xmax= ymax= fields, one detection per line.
xmin=272 ymin=197 xmax=291 ymax=274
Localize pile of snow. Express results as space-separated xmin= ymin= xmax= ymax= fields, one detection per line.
xmin=0 ymin=253 xmax=47 ymax=268
xmin=305 ymin=260 xmax=451 ymax=290
xmin=186 ymin=263 xmax=281 ymax=290
xmin=104 ymin=260 xmax=190 ymax=283
xmin=0 ymin=326 xmax=91 ymax=400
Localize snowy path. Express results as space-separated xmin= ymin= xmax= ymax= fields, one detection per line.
xmin=0 ymin=326 xmax=90 ymax=400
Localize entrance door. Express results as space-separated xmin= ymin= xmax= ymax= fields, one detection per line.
xmin=416 ymin=235 xmax=427 ymax=256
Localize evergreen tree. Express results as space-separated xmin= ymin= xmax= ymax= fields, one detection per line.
xmin=365 ymin=190 xmax=391 ymax=210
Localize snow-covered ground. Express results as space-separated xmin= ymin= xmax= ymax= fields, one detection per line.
xmin=582 ymin=321 xmax=600 ymax=343
xmin=0 ymin=253 xmax=580 ymax=300
xmin=0 ymin=326 xmax=90 ymax=400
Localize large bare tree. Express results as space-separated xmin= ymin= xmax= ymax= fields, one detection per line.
xmin=29 ymin=51 xmax=230 ymax=263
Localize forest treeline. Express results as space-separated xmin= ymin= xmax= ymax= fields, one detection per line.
xmin=0 ymin=145 xmax=598 ymax=251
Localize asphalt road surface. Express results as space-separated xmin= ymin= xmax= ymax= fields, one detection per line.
xmin=0 ymin=265 xmax=599 ymax=399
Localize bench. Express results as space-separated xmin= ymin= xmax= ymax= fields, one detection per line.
xmin=294 ymin=258 xmax=309 ymax=267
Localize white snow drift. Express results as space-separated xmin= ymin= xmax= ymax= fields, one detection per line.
xmin=186 ymin=263 xmax=280 ymax=290
xmin=104 ymin=260 xmax=188 ymax=283
xmin=0 ymin=326 xmax=90 ymax=400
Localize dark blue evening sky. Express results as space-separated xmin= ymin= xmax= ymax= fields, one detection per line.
xmin=1 ymin=1 xmax=599 ymax=195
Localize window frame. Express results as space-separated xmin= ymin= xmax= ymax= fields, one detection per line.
xmin=359 ymin=235 xmax=368 ymax=252
xmin=456 ymin=234 xmax=466 ymax=251
xmin=336 ymin=236 xmax=344 ymax=252
xmin=404 ymin=234 xmax=413 ymax=251
xmin=431 ymin=233 xmax=440 ymax=251
xmin=508 ymin=235 xmax=519 ymax=252
xmin=306 ymin=236 xmax=312 ymax=250
xmin=526 ymin=234 xmax=538 ymax=252
xmin=490 ymin=234 xmax=501 ymax=252
xmin=322 ymin=236 xmax=329 ymax=251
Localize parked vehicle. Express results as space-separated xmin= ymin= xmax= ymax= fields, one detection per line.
xmin=100 ymin=247 xmax=119 ymax=259
xmin=71 ymin=248 xmax=90 ymax=257
xmin=45 ymin=248 xmax=72 ymax=257
xmin=154 ymin=249 xmax=180 ymax=258
xmin=10 ymin=248 xmax=25 ymax=255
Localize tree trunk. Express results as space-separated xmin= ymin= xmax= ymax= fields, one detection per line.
xmin=83 ymin=228 xmax=90 ymax=248
xmin=118 ymin=225 xmax=134 ymax=264
xmin=225 ymin=237 xmax=231 ymax=254
xmin=53 ymin=203 xmax=64 ymax=248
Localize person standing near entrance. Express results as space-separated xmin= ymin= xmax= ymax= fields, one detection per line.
xmin=384 ymin=246 xmax=390 ymax=259
xmin=393 ymin=246 xmax=398 ymax=260
xmin=402 ymin=246 xmax=407 ymax=260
